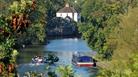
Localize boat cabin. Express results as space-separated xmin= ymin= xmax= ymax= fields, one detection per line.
xmin=72 ymin=53 xmax=96 ymax=67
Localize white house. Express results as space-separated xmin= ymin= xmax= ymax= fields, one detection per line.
xmin=56 ymin=3 xmax=81 ymax=22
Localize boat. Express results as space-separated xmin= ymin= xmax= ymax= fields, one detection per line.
xmin=72 ymin=52 xmax=96 ymax=67
xmin=32 ymin=55 xmax=59 ymax=64
xmin=32 ymin=56 xmax=44 ymax=63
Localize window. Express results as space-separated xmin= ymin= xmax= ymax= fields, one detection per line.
xmin=60 ymin=14 xmax=62 ymax=16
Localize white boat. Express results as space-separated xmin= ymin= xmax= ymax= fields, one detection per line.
xmin=32 ymin=55 xmax=59 ymax=64
xmin=32 ymin=56 xmax=43 ymax=63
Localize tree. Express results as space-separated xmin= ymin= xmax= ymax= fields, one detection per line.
xmin=97 ymin=6 xmax=138 ymax=77
xmin=0 ymin=0 xmax=47 ymax=75
xmin=47 ymin=17 xmax=77 ymax=36
xmin=78 ymin=0 xmax=125 ymax=59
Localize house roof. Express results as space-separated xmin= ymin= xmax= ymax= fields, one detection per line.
xmin=57 ymin=3 xmax=77 ymax=13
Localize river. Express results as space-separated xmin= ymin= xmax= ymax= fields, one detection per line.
xmin=16 ymin=38 xmax=98 ymax=77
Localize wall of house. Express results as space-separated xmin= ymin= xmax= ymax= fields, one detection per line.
xmin=56 ymin=13 xmax=73 ymax=18
xmin=74 ymin=13 xmax=78 ymax=22
xmin=56 ymin=13 xmax=80 ymax=22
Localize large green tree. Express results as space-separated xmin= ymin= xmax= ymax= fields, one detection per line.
xmin=97 ymin=6 xmax=138 ymax=77
xmin=79 ymin=0 xmax=138 ymax=76
xmin=0 ymin=0 xmax=47 ymax=76
xmin=78 ymin=0 xmax=125 ymax=59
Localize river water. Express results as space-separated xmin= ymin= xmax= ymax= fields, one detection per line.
xmin=16 ymin=38 xmax=98 ymax=77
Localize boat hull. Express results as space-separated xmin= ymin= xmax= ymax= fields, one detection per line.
xmin=76 ymin=62 xmax=94 ymax=67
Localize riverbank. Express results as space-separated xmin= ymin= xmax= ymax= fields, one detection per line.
xmin=46 ymin=33 xmax=81 ymax=40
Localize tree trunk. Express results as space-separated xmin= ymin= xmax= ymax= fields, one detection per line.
xmin=0 ymin=64 xmax=3 ymax=74
xmin=8 ymin=64 xmax=15 ymax=73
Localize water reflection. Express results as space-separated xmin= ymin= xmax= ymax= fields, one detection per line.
xmin=46 ymin=38 xmax=92 ymax=52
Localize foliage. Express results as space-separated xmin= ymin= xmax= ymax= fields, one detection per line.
xmin=81 ymin=0 xmax=104 ymax=20
xmin=78 ymin=0 xmax=138 ymax=59
xmin=78 ymin=0 xmax=123 ymax=59
xmin=7 ymin=0 xmax=47 ymax=46
xmin=47 ymin=71 xmax=57 ymax=77
xmin=45 ymin=0 xmax=65 ymax=21
xmin=0 ymin=15 xmax=15 ymax=59
xmin=47 ymin=17 xmax=77 ymax=36
xmin=24 ymin=71 xmax=43 ymax=77
xmin=31 ymin=0 xmax=47 ymax=42
xmin=97 ymin=6 xmax=138 ymax=77
xmin=0 ymin=0 xmax=47 ymax=75
xmin=56 ymin=65 xmax=74 ymax=77
xmin=79 ymin=1 xmax=138 ymax=76
xmin=0 ymin=15 xmax=17 ymax=76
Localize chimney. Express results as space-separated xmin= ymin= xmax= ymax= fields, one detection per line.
xmin=65 ymin=3 xmax=69 ymax=7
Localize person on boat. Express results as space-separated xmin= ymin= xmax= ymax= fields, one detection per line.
xmin=73 ymin=51 xmax=80 ymax=57
xmin=37 ymin=56 xmax=43 ymax=63
xmin=34 ymin=56 xmax=38 ymax=60
xmin=32 ymin=56 xmax=37 ymax=62
xmin=93 ymin=58 xmax=97 ymax=67
xmin=32 ymin=56 xmax=43 ymax=63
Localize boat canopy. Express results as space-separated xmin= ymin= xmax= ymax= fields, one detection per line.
xmin=78 ymin=56 xmax=92 ymax=62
